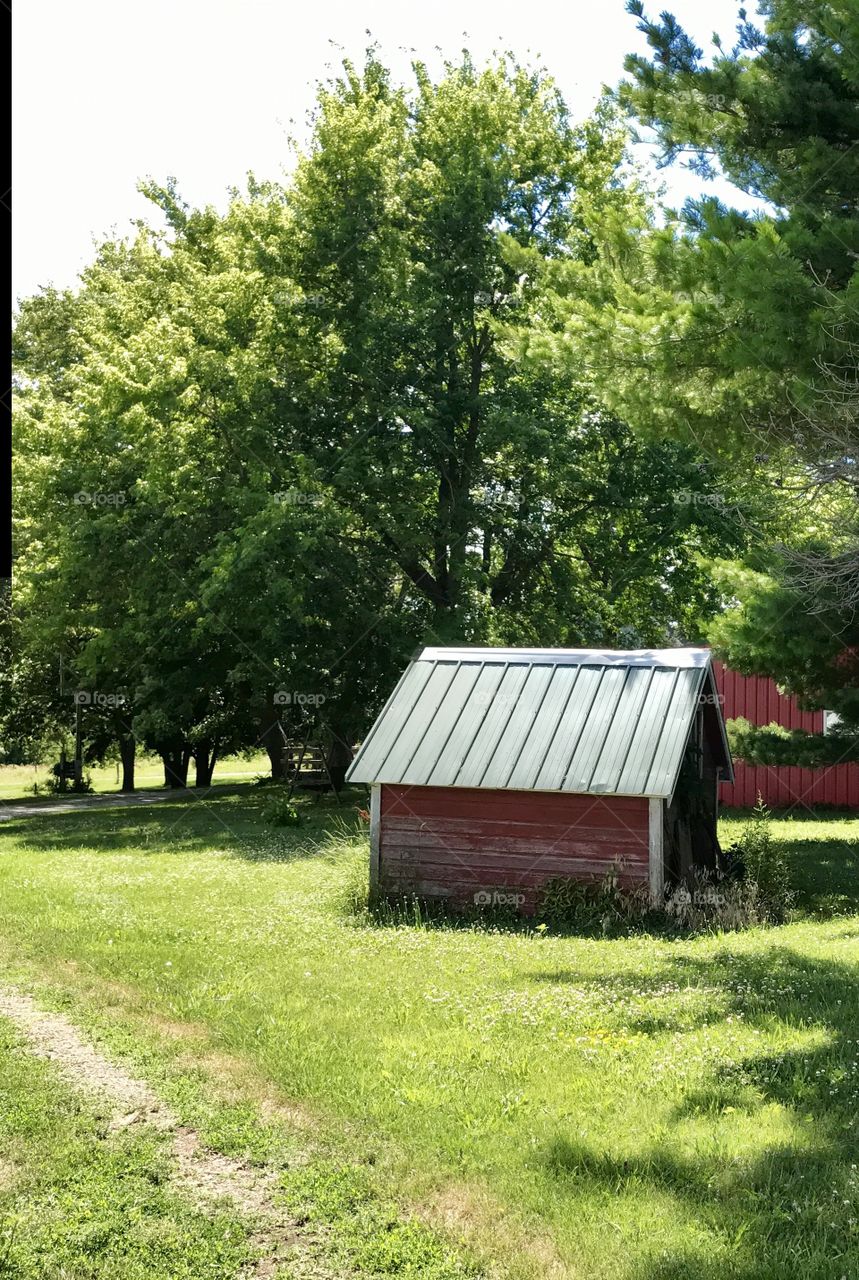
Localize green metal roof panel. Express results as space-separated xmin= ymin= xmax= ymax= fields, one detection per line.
xmin=346 ymin=647 xmax=730 ymax=798
xmin=588 ymin=665 xmax=655 ymax=795
xmin=399 ymin=661 xmax=480 ymax=785
xmin=644 ymin=666 xmax=707 ymax=796
xmin=347 ymin=659 xmax=434 ymax=781
xmin=453 ymin=662 xmax=531 ymax=788
xmin=506 ymin=663 xmax=578 ymax=791
xmin=615 ymin=666 xmax=681 ymax=795
xmin=532 ymin=664 xmax=601 ymax=792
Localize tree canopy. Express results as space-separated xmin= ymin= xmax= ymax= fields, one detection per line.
xmin=8 ymin=31 xmax=852 ymax=782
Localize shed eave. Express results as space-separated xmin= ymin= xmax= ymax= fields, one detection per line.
xmin=346 ymin=776 xmax=673 ymax=801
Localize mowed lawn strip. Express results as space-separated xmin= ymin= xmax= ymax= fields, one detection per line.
xmin=0 ymin=790 xmax=857 ymax=1279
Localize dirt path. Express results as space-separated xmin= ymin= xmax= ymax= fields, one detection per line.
xmin=0 ymin=790 xmax=175 ymax=821
xmin=0 ymin=987 xmax=343 ymax=1278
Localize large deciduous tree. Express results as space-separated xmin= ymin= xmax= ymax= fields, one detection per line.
xmin=277 ymin=52 xmax=747 ymax=642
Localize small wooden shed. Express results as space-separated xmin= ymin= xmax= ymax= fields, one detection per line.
xmin=347 ymin=647 xmax=734 ymax=911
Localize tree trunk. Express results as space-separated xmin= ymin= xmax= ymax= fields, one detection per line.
xmin=119 ymin=734 xmax=136 ymax=792
xmin=193 ymin=741 xmax=218 ymax=789
xmin=257 ymin=696 xmax=286 ymax=781
xmin=325 ymin=731 xmax=354 ymax=793
xmin=161 ymin=745 xmax=190 ymax=788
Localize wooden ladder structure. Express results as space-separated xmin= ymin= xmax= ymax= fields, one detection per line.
xmin=282 ymin=735 xmax=342 ymax=803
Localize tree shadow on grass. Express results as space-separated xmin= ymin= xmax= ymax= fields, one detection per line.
xmin=781 ymin=834 xmax=859 ymax=916
xmin=0 ymin=788 xmax=361 ymax=864
xmin=537 ymin=946 xmax=859 ymax=1279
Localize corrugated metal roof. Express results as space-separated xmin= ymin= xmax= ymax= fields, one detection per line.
xmin=347 ymin=647 xmax=732 ymax=799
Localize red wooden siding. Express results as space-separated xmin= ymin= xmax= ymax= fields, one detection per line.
xmin=713 ymin=660 xmax=859 ymax=808
xmin=379 ymin=785 xmax=650 ymax=912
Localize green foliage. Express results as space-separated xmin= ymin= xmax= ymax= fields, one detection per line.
xmin=711 ymin=556 xmax=859 ymax=763
xmin=508 ymin=1 xmax=859 ymax=757
xmin=263 ymin=793 xmax=302 ymax=827
xmin=518 ymin=2 xmax=859 ymax=472
xmin=622 ymin=0 xmax=859 ymax=226
xmin=727 ymin=797 xmax=795 ymax=923
xmin=281 ymin=51 xmax=739 ymax=642
xmin=539 ymin=870 xmax=653 ymax=934
xmin=729 ymin=717 xmax=859 ymax=767
xmin=8 ymin=49 xmax=757 ymax=785
xmin=43 ymin=769 xmax=94 ymax=796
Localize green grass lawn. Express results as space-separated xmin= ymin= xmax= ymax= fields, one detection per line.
xmin=0 ymin=790 xmax=857 ymax=1278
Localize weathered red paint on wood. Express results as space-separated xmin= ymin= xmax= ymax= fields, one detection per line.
xmin=713 ymin=660 xmax=859 ymax=809
xmin=378 ymin=784 xmax=649 ymax=911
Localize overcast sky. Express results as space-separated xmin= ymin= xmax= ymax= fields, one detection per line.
xmin=13 ymin=0 xmax=761 ymax=304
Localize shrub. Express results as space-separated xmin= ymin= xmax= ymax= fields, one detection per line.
xmin=540 ymin=866 xmax=653 ymax=935
xmin=40 ymin=770 xmax=94 ymax=796
xmin=540 ymin=808 xmax=795 ymax=935
xmin=726 ymin=795 xmax=794 ymax=923
xmin=264 ymin=793 xmax=303 ymax=827
xmin=665 ymin=798 xmax=793 ymax=928
xmin=664 ymin=869 xmax=761 ymax=930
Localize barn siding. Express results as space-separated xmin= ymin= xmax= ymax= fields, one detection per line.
xmin=379 ymin=785 xmax=650 ymax=911
xmin=712 ymin=661 xmax=859 ymax=808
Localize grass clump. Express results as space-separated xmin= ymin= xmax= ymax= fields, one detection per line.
xmin=539 ymin=867 xmax=655 ymax=935
xmin=280 ymin=1160 xmax=480 ymax=1278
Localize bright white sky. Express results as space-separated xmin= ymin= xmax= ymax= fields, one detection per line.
xmin=13 ymin=0 xmax=761 ymax=304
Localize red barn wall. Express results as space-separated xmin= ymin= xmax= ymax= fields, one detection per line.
xmin=712 ymin=660 xmax=859 ymax=808
xmin=378 ymin=785 xmax=650 ymax=912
